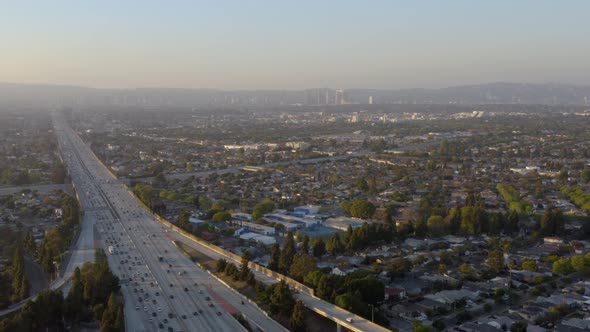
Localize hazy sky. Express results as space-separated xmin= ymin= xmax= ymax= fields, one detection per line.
xmin=2 ymin=1 xmax=590 ymax=90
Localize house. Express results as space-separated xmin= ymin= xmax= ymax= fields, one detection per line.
xmin=561 ymin=318 xmax=590 ymax=330
xmin=508 ymin=306 xmax=544 ymax=322
xmin=189 ymin=215 xmax=206 ymax=227
xmin=393 ymin=280 xmax=427 ymax=297
xmin=536 ymin=294 xmax=579 ymax=308
xmin=477 ymin=315 xmax=515 ymax=330
xmin=424 ymin=289 xmax=479 ymax=306
xmin=455 ymin=322 xmax=502 ymax=332
xmin=543 ymin=237 xmax=564 ymax=244
xmin=510 ymin=270 xmax=545 ymax=284
xmin=293 ymin=205 xmax=321 ymax=216
xmin=331 ymin=267 xmax=346 ymax=276
xmin=417 ymin=298 xmax=448 ymax=311
xmin=384 ymin=287 xmax=406 ymax=301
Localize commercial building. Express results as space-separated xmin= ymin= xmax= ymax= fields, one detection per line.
xmin=237 ymin=232 xmax=276 ymax=245
xmin=236 ymin=221 xmax=275 ymax=236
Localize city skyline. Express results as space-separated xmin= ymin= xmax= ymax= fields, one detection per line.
xmin=2 ymin=1 xmax=590 ymax=90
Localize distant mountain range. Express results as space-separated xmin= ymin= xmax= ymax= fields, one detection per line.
xmin=1 ymin=82 xmax=589 ymax=108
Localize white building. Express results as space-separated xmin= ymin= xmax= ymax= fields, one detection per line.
xmin=238 ymin=221 xmax=275 ymax=236
xmin=238 ymin=232 xmax=276 ymax=245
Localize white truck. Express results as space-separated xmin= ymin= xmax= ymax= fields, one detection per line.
xmin=108 ymin=245 xmax=115 ymax=254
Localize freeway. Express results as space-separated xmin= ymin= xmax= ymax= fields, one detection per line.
xmin=164 ymin=227 xmax=392 ymax=332
xmin=52 ymin=112 xmax=285 ymax=332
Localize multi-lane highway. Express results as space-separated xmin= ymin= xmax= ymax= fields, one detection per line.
xmin=53 ymin=112 xmax=286 ymax=332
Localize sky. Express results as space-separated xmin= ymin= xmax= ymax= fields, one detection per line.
xmin=1 ymin=1 xmax=590 ymax=90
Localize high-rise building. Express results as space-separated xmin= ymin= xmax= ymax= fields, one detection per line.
xmin=335 ymin=89 xmax=345 ymax=105
xmin=305 ymin=88 xmax=333 ymax=105
xmin=368 ymin=96 xmax=373 ymax=105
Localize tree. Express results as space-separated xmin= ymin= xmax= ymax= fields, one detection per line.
xmin=521 ymin=259 xmax=538 ymax=272
xmin=301 ymin=235 xmax=310 ymax=254
xmin=557 ymin=170 xmax=569 ymax=184
xmin=427 ymin=215 xmax=448 ymax=237
xmin=178 ymin=209 xmax=191 ymax=230
xmin=326 ymin=233 xmax=343 ymax=256
xmin=346 ymin=276 xmax=384 ymax=304
xmin=268 ymin=243 xmax=280 ymax=271
xmin=252 ymin=198 xmax=275 ymax=220
xmin=100 ymin=293 xmax=124 ymax=332
xmin=290 ymin=300 xmax=306 ymax=332
xmin=432 ymin=319 xmax=446 ymax=331
xmin=312 ymin=238 xmax=326 ymax=259
xmin=388 ymin=257 xmax=412 ymax=278
xmin=552 ymin=258 xmax=574 ymax=275
xmin=303 ymin=270 xmax=324 ymax=288
xmin=32 ymin=289 xmax=65 ymax=330
xmin=540 ymin=207 xmax=565 ymax=236
xmin=10 ymin=247 xmax=28 ymax=303
xmin=65 ymin=267 xmax=85 ymax=322
xmin=505 ymin=210 xmax=519 ymax=234
xmin=216 ymin=258 xmax=227 ymax=273
xmin=239 ymin=250 xmax=251 ymax=281
xmin=510 ymin=322 xmax=528 ymax=332
xmin=571 ymin=255 xmax=587 ymax=271
xmin=487 ymin=249 xmax=504 ymax=274
xmin=459 ymin=264 xmax=475 ymax=280
xmin=316 ymin=275 xmax=333 ymax=300
xmin=290 ymin=254 xmax=317 ymax=282
xmin=23 ymin=231 xmax=36 ymax=254
xmin=334 ymin=290 xmax=366 ymax=316
xmin=212 ymin=211 xmax=231 ymax=223
xmin=279 ymin=231 xmax=296 ymax=273
xmin=412 ymin=321 xmax=432 ymax=332
xmin=269 ymin=281 xmax=294 ymax=315
xmin=349 ymin=199 xmax=376 ymax=219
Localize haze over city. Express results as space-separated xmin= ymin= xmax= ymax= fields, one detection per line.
xmin=2 ymin=0 xmax=590 ymax=90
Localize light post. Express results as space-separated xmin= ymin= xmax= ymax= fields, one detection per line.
xmin=369 ymin=303 xmax=374 ymax=323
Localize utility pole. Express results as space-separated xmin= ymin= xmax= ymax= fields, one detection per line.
xmin=369 ymin=303 xmax=374 ymax=323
